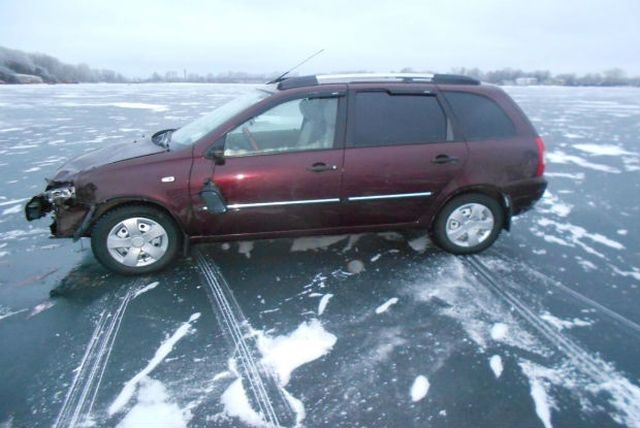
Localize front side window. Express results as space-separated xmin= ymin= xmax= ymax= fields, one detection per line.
xmin=225 ymin=97 xmax=338 ymax=156
xmin=352 ymin=92 xmax=447 ymax=147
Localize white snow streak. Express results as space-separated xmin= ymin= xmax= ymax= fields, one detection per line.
xmin=540 ymin=312 xmax=593 ymax=331
xmin=546 ymin=150 xmax=621 ymax=173
xmin=375 ymin=298 xmax=399 ymax=314
xmin=0 ymin=308 xmax=28 ymax=321
xmin=1 ymin=205 xmax=22 ymax=216
xmin=28 ymin=301 xmax=55 ymax=318
xmin=573 ymin=144 xmax=635 ymax=156
xmin=520 ymin=361 xmax=554 ymax=428
xmin=134 ymin=281 xmax=160 ymax=298
xmin=108 ymin=313 xmax=201 ymax=416
xmin=317 ymin=294 xmax=333 ymax=316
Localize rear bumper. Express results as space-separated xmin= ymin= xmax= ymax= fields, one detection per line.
xmin=505 ymin=177 xmax=547 ymax=215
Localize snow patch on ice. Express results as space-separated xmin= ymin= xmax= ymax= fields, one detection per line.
xmin=0 ymin=308 xmax=28 ymax=321
xmin=257 ymin=319 xmax=337 ymax=385
xmin=573 ymin=144 xmax=635 ymax=157
xmin=219 ymin=319 xmax=335 ymax=426
xmin=134 ymin=281 xmax=160 ymax=298
xmin=375 ymin=297 xmax=399 ymax=314
xmin=544 ymin=172 xmax=585 ymax=180
xmin=377 ymin=231 xmax=405 ymax=242
xmin=220 ymin=380 xmax=266 ymax=427
xmin=520 ymin=360 xmax=555 ymax=428
xmin=28 ymin=301 xmax=55 ymax=318
xmin=538 ymin=191 xmax=572 ymax=217
xmin=412 ymin=258 xmax=542 ymax=352
xmin=546 ymin=150 xmax=621 ymax=173
xmin=490 ymin=323 xmax=509 ymax=341
xmin=346 ymin=259 xmax=365 ymax=274
xmin=609 ymin=265 xmax=640 ymax=281
xmin=0 ymin=198 xmax=29 ymax=207
xmin=317 ymin=294 xmax=333 ymax=316
xmin=410 ymin=375 xmax=430 ymax=402
xmin=540 ymin=311 xmax=593 ymax=330
xmin=117 ymin=377 xmax=187 ymax=428
xmin=535 ymin=218 xmax=624 ymax=258
xmin=408 ymin=235 xmax=430 ymax=252
xmin=61 ymin=101 xmax=169 ymax=112
xmin=290 ymin=235 xmax=348 ymax=252
xmin=1 ymin=205 xmax=22 ymax=216
xmin=108 ymin=313 xmax=200 ymax=416
xmin=237 ymin=241 xmax=253 ymax=258
xmin=489 ymin=355 xmax=503 ymax=379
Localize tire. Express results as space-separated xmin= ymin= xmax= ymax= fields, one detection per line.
xmin=91 ymin=205 xmax=180 ymax=275
xmin=432 ymin=194 xmax=504 ymax=255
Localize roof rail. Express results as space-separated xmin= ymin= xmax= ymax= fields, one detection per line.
xmin=276 ymin=73 xmax=480 ymax=90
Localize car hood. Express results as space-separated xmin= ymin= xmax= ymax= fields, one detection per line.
xmin=52 ymin=137 xmax=166 ymax=181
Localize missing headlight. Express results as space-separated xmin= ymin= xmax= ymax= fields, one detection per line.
xmin=45 ymin=186 xmax=76 ymax=203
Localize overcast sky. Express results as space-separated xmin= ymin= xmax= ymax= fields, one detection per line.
xmin=1 ymin=0 xmax=639 ymax=78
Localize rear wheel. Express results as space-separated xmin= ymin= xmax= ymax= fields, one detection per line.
xmin=91 ymin=205 xmax=180 ymax=275
xmin=432 ymin=194 xmax=503 ymax=255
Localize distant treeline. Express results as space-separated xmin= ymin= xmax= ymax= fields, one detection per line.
xmin=1 ymin=45 xmax=638 ymax=87
xmin=0 ymin=46 xmax=127 ymax=84
xmin=436 ymin=67 xmax=640 ymax=87
xmin=145 ymin=67 xmax=640 ymax=86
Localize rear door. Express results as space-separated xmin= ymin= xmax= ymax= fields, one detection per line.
xmin=341 ymin=88 xmax=468 ymax=226
xmin=197 ymin=91 xmax=346 ymax=236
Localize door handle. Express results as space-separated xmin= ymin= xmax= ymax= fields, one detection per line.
xmin=432 ymin=154 xmax=459 ymax=164
xmin=307 ymin=162 xmax=337 ymax=172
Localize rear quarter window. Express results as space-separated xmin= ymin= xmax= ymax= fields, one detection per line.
xmin=443 ymin=91 xmax=515 ymax=140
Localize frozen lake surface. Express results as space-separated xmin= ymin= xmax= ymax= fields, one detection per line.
xmin=0 ymin=83 xmax=639 ymax=427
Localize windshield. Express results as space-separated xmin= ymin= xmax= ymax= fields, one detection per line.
xmin=171 ymin=90 xmax=270 ymax=147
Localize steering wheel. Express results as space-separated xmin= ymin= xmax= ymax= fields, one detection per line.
xmin=242 ymin=126 xmax=260 ymax=151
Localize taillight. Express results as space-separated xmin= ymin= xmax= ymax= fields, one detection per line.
xmin=535 ymin=136 xmax=545 ymax=177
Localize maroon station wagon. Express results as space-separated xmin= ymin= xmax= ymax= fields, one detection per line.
xmin=25 ymin=73 xmax=547 ymax=275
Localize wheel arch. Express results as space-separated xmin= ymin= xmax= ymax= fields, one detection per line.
xmin=90 ymin=198 xmax=187 ymax=237
xmin=427 ymin=185 xmax=512 ymax=232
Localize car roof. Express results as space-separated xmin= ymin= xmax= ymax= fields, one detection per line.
xmin=273 ymin=73 xmax=481 ymax=91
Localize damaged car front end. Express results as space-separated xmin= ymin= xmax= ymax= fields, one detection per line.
xmin=25 ymin=178 xmax=96 ymax=241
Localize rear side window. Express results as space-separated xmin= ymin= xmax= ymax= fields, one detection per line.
xmin=352 ymin=92 xmax=446 ymax=147
xmin=443 ymin=92 xmax=515 ymax=140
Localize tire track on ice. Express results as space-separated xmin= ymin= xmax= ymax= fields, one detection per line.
xmin=465 ymin=255 xmax=640 ymax=427
xmin=526 ymin=263 xmax=640 ymax=337
xmin=195 ymin=251 xmax=297 ymax=427
xmin=53 ymin=280 xmax=145 ymax=428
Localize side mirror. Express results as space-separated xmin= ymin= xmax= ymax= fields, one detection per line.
xmin=205 ymin=138 xmax=226 ymax=165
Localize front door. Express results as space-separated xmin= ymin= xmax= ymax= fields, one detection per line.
xmin=196 ymin=94 xmax=345 ymax=236
xmin=341 ymin=89 xmax=468 ymax=226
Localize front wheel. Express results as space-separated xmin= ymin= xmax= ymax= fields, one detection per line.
xmin=432 ymin=194 xmax=504 ymax=255
xmin=91 ymin=205 xmax=180 ymax=275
